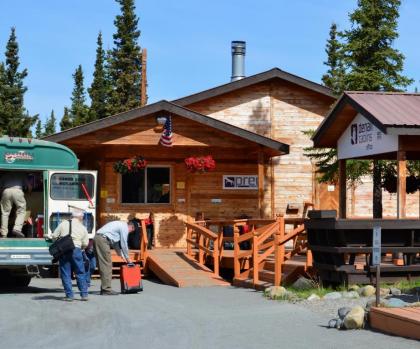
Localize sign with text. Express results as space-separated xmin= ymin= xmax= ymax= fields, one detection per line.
xmin=223 ymin=175 xmax=258 ymax=190
xmin=372 ymin=226 xmax=382 ymax=266
xmin=337 ymin=113 xmax=398 ymax=160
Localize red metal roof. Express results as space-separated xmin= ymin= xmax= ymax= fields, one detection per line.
xmin=347 ymin=92 xmax=420 ymax=127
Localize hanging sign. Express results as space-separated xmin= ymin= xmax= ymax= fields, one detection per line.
xmin=337 ymin=113 xmax=398 ymax=160
xmin=223 ymin=175 xmax=258 ymax=190
xmin=372 ymin=226 xmax=381 ymax=266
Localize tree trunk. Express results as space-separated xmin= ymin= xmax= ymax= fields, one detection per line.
xmin=372 ymin=160 xmax=382 ymax=218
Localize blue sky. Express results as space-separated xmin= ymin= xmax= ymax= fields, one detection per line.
xmin=1 ymin=0 xmax=419 ymax=124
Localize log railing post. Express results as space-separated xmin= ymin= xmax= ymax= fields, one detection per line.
xmin=274 ymin=221 xmax=281 ymax=286
xmin=186 ymin=227 xmax=192 ymax=257
xmin=198 ymin=233 xmax=204 ymax=265
xmin=277 ymin=216 xmax=285 ymax=286
xmin=252 ymin=230 xmax=259 ymax=286
xmin=213 ymin=235 xmax=220 ymax=277
xmin=306 ymin=249 xmax=313 ymax=270
xmin=233 ymin=228 xmax=240 ymax=279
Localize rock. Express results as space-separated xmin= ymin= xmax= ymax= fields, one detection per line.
xmin=292 ymin=277 xmax=314 ymax=290
xmin=409 ymin=302 xmax=420 ymax=307
xmin=389 ymin=287 xmax=401 ymax=296
xmin=328 ymin=318 xmax=338 ymax=328
xmin=386 ymin=298 xmax=408 ymax=308
xmin=323 ymin=291 xmax=342 ymax=300
xmin=343 ymin=306 xmax=365 ymax=329
xmin=348 ymin=284 xmax=360 ymax=292
xmin=307 ymin=293 xmax=321 ymax=301
xmin=359 ymin=285 xmax=376 ymax=297
xmin=379 ymin=288 xmax=390 ymax=297
xmin=342 ymin=291 xmax=359 ymax=299
xmin=335 ymin=318 xmax=343 ymax=329
xmin=285 ymin=291 xmax=299 ymax=302
xmin=365 ymin=298 xmax=386 ymax=311
xmin=338 ymin=307 xmax=352 ymax=320
xmin=267 ymin=286 xmax=287 ymax=300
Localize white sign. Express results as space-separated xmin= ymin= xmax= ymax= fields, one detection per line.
xmin=372 ymin=226 xmax=381 ymax=266
xmin=223 ymin=175 xmax=258 ymax=190
xmin=337 ymin=113 xmax=398 ymax=160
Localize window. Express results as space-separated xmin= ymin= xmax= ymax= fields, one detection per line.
xmin=121 ymin=167 xmax=170 ymax=204
xmin=51 ymin=173 xmax=94 ymax=200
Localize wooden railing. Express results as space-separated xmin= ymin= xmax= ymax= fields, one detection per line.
xmin=139 ymin=219 xmax=149 ymax=265
xmin=185 ymin=221 xmax=221 ymax=277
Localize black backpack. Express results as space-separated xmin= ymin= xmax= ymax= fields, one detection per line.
xmin=127 ymin=219 xmax=141 ymax=249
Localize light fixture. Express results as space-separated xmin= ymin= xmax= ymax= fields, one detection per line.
xmin=156 ymin=115 xmax=167 ymax=125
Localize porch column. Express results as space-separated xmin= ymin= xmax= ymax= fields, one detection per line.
xmin=397 ymin=150 xmax=407 ymax=218
xmin=338 ymin=159 xmax=347 ymax=219
xmin=258 ymin=152 xmax=265 ymax=218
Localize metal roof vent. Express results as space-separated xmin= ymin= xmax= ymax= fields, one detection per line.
xmin=231 ymin=41 xmax=246 ymax=82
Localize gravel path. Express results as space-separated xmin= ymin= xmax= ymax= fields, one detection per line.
xmin=0 ymin=278 xmax=418 ymax=349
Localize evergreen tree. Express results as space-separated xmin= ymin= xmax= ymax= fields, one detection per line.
xmin=70 ymin=65 xmax=89 ymax=126
xmin=88 ymin=32 xmax=109 ymax=120
xmin=108 ymin=0 xmax=143 ymax=114
xmin=44 ymin=109 xmax=56 ymax=135
xmin=35 ymin=119 xmax=42 ymax=138
xmin=0 ymin=28 xmax=36 ymax=137
xmin=322 ymin=23 xmax=346 ymax=95
xmin=60 ymin=107 xmax=72 ymax=131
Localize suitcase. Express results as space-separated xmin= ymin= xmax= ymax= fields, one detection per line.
xmin=120 ymin=264 xmax=143 ymax=294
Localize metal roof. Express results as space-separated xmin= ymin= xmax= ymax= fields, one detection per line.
xmin=346 ymin=91 xmax=420 ymax=127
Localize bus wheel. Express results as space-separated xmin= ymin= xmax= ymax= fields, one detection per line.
xmin=14 ymin=276 xmax=31 ymax=287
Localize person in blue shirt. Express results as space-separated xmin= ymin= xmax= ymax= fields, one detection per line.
xmin=93 ymin=220 xmax=135 ymax=295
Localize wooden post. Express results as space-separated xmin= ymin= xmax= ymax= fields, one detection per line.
xmin=140 ymin=48 xmax=147 ymax=106
xmin=186 ymin=227 xmax=192 ymax=257
xmin=276 ymin=216 xmax=285 ymax=286
xmin=397 ymin=150 xmax=407 ymax=219
xmin=339 ymin=159 xmax=347 ymax=219
xmin=252 ymin=231 xmax=259 ymax=285
xmin=198 ymin=233 xmax=204 ymax=265
xmin=258 ymin=151 xmax=265 ymax=218
xmin=213 ymin=236 xmax=220 ymax=277
xmin=233 ymin=229 xmax=240 ymax=280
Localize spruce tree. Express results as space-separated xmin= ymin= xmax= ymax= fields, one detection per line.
xmin=108 ymin=0 xmax=143 ymax=114
xmin=44 ymin=110 xmax=56 ymax=135
xmin=35 ymin=119 xmax=42 ymax=138
xmin=88 ymin=32 xmax=109 ymax=120
xmin=0 ymin=28 xmax=36 ymax=137
xmin=70 ymin=65 xmax=89 ymax=126
xmin=60 ymin=107 xmax=72 ymax=131
xmin=322 ymin=23 xmax=346 ymax=95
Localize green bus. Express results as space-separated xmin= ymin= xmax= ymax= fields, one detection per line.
xmin=0 ymin=137 xmax=97 ymax=287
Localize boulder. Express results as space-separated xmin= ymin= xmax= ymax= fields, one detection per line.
xmin=267 ymin=286 xmax=287 ymax=300
xmin=386 ymin=298 xmax=408 ymax=308
xmin=342 ymin=291 xmax=359 ymax=299
xmin=359 ymin=285 xmax=375 ymax=297
xmin=365 ymin=298 xmax=386 ymax=311
xmin=348 ymin=284 xmax=360 ymax=292
xmin=328 ymin=318 xmax=339 ymax=328
xmin=307 ymin=293 xmax=321 ymax=301
xmin=379 ymin=288 xmax=390 ymax=297
xmin=323 ymin=292 xmax=342 ymax=300
xmin=343 ymin=306 xmax=365 ymax=329
xmin=409 ymin=302 xmax=420 ymax=307
xmin=338 ymin=307 xmax=352 ymax=320
xmin=389 ymin=287 xmax=401 ymax=296
xmin=292 ymin=277 xmax=314 ymax=290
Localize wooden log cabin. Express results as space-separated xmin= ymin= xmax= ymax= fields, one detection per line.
xmin=45 ymin=68 xmax=336 ymax=248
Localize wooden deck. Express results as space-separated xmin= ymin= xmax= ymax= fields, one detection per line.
xmin=147 ymin=249 xmax=230 ymax=287
xmin=370 ymin=306 xmax=420 ymax=340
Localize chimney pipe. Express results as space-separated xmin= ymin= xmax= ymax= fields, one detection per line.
xmin=231 ymin=41 xmax=246 ymax=82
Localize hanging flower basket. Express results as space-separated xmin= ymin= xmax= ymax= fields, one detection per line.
xmin=185 ymin=155 xmax=216 ymax=173
xmin=382 ymin=174 xmax=420 ymax=194
xmin=113 ymin=156 xmax=147 ymax=175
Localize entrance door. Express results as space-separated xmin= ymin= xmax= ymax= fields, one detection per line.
xmin=45 ymin=171 xmax=97 ymax=239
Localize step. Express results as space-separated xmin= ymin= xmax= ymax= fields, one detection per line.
xmin=232 ymin=277 xmax=272 ymax=291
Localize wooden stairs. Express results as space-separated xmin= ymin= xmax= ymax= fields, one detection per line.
xmin=147 ymin=249 xmax=230 ymax=287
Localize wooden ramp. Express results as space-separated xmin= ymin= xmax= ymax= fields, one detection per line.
xmin=147 ymin=249 xmax=230 ymax=287
xmin=370 ymin=306 xmax=420 ymax=341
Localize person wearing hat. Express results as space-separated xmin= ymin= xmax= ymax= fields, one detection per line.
xmin=94 ymin=220 xmax=135 ymax=295
xmin=52 ymin=211 xmax=89 ymax=301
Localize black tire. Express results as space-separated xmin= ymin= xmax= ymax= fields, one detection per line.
xmin=14 ymin=276 xmax=31 ymax=287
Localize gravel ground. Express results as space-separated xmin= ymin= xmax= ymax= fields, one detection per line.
xmin=0 ymin=278 xmax=419 ymax=349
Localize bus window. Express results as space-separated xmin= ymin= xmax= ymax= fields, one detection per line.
xmin=50 ymin=173 xmax=94 ymax=201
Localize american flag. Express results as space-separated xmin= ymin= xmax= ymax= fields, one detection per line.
xmin=159 ymin=115 xmax=173 ymax=147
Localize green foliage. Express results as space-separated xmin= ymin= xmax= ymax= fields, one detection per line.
xmin=44 ymin=110 xmax=56 ymax=136
xmin=0 ymin=28 xmax=36 ymax=137
xmin=35 ymin=119 xmax=42 ymax=139
xmin=107 ymin=0 xmax=143 ymax=115
xmin=70 ymin=65 xmax=90 ymax=126
xmin=60 ymin=107 xmax=72 ymax=131
xmin=342 ymin=0 xmax=413 ymax=91
xmin=322 ymin=23 xmax=346 ymax=95
xmin=88 ymin=32 xmax=110 ymax=120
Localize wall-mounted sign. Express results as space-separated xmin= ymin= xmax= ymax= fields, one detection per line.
xmin=4 ymin=151 xmax=34 ymax=164
xmin=337 ymin=113 xmax=398 ymax=160
xmin=223 ymin=175 xmax=258 ymax=190
xmin=176 ymin=181 xmax=185 ymax=189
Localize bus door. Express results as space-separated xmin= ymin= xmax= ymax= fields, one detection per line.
xmin=45 ymin=171 xmax=97 ymax=239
